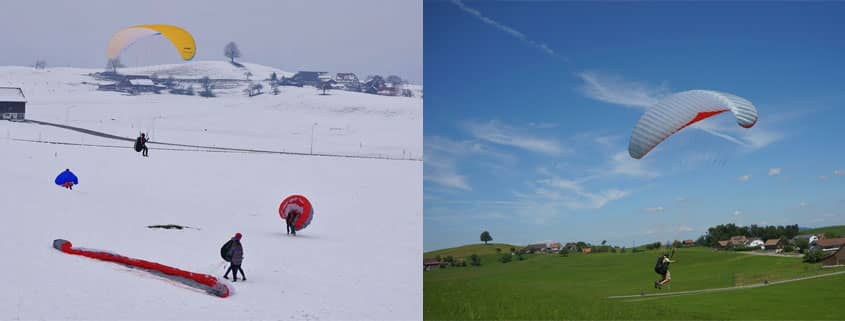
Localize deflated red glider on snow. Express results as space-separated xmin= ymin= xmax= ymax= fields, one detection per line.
xmin=52 ymin=239 xmax=230 ymax=298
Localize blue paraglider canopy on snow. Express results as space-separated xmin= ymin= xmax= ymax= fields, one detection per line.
xmin=55 ymin=169 xmax=79 ymax=186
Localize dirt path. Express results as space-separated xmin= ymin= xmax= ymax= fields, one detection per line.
xmin=607 ymin=269 xmax=845 ymax=300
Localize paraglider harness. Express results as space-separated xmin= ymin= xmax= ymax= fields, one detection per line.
xmin=220 ymin=239 xmax=234 ymax=262
xmin=654 ymin=246 xmax=676 ymax=275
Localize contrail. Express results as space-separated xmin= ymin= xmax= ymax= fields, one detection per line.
xmin=451 ymin=0 xmax=562 ymax=59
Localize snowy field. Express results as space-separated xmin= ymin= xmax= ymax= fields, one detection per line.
xmin=0 ymin=62 xmax=422 ymax=320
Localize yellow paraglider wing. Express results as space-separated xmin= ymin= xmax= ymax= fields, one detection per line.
xmin=106 ymin=24 xmax=196 ymax=61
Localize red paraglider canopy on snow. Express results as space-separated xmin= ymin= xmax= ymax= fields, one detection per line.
xmin=278 ymin=194 xmax=314 ymax=231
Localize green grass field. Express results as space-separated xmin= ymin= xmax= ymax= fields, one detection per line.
xmin=425 ymin=243 xmax=521 ymax=259
xmin=424 ymin=246 xmax=845 ymax=320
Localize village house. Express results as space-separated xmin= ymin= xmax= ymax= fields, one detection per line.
xmin=714 ymin=240 xmax=730 ymax=249
xmin=0 ymin=87 xmax=26 ymax=121
xmin=98 ymin=78 xmax=164 ymax=94
xmin=729 ymin=235 xmax=748 ymax=247
xmin=423 ymin=258 xmax=447 ymax=271
xmin=291 ymin=71 xmax=328 ymax=87
xmin=683 ymin=240 xmax=695 ymax=247
xmin=563 ymin=242 xmax=579 ymax=252
xmin=822 ymin=246 xmax=845 ymax=267
xmin=748 ymin=238 xmax=765 ymax=248
xmin=816 ymin=237 xmax=845 ymax=252
xmin=581 ymin=247 xmax=592 ymax=254
xmin=792 ymin=234 xmax=820 ymax=245
xmin=334 ymin=73 xmax=360 ymax=91
xmin=548 ymin=242 xmax=562 ymax=252
xmin=525 ymin=243 xmax=548 ymax=253
xmin=764 ymin=238 xmax=786 ymax=250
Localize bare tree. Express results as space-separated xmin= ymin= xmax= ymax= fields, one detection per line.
xmin=106 ymin=58 xmax=124 ymax=73
xmin=34 ymin=59 xmax=47 ymax=70
xmin=200 ymin=76 xmax=215 ymax=97
xmin=271 ymin=82 xmax=280 ymax=95
xmin=224 ymin=42 xmax=241 ymax=63
xmin=244 ymin=71 xmax=252 ymax=81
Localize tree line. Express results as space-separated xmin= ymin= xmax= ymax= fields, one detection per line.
xmin=696 ymin=223 xmax=800 ymax=246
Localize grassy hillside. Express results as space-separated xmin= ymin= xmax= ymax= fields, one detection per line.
xmin=424 ymin=247 xmax=845 ymax=320
xmin=801 ymin=225 xmax=845 ymax=237
xmin=425 ymin=243 xmax=521 ymax=259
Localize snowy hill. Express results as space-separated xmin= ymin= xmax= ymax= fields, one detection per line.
xmin=0 ymin=62 xmax=421 ymax=320
xmin=120 ymin=60 xmax=296 ymax=80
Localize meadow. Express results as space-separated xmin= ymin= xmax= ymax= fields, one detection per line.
xmin=424 ymin=245 xmax=845 ymax=320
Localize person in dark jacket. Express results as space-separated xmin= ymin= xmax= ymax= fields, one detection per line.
xmin=223 ymin=233 xmax=246 ymax=282
xmin=654 ymin=253 xmax=676 ymax=289
xmin=135 ymin=133 xmax=149 ymax=157
xmin=286 ymin=209 xmax=299 ymax=236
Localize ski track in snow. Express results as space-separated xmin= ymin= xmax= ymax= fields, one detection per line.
xmin=0 ymin=62 xmax=422 ymax=320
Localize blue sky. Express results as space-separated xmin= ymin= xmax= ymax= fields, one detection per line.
xmin=424 ymin=1 xmax=845 ymax=251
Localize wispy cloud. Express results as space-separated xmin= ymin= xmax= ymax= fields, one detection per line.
xmin=424 ymin=137 xmax=473 ymax=191
xmin=607 ymin=151 xmax=660 ymax=178
xmin=733 ymin=210 xmax=743 ymax=217
xmin=645 ymin=206 xmax=665 ymax=214
xmin=819 ymin=175 xmax=830 ymax=181
xmin=577 ymin=71 xmax=669 ymax=109
xmin=464 ymin=120 xmax=565 ymax=155
xmin=451 ymin=0 xmax=559 ymax=57
xmin=677 ymin=226 xmax=693 ymax=233
xmin=528 ymin=122 xmax=559 ymax=129
xmin=738 ymin=175 xmax=752 ymax=182
xmin=533 ymin=177 xmax=630 ymax=210
xmin=835 ymin=169 xmax=844 ymax=176
xmin=768 ymin=168 xmax=782 ymax=176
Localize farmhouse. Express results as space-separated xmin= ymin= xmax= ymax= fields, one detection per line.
xmin=729 ymin=235 xmax=748 ymax=246
xmin=423 ymin=258 xmax=447 ymax=271
xmin=0 ymin=87 xmax=26 ymax=121
xmin=581 ymin=247 xmax=592 ymax=254
xmin=563 ymin=242 xmax=579 ymax=252
xmin=748 ymin=238 xmax=765 ymax=248
xmin=764 ymin=239 xmax=785 ymax=250
xmin=821 ymin=246 xmax=845 ymax=267
xmin=335 ymin=73 xmax=360 ymax=91
xmin=291 ymin=71 xmax=328 ymax=87
xmin=714 ymin=240 xmax=730 ymax=249
xmin=816 ymin=237 xmax=845 ymax=252
xmin=548 ymin=242 xmax=562 ymax=252
xmin=525 ymin=243 xmax=548 ymax=253
xmin=98 ymin=78 xmax=164 ymax=94
xmin=792 ymin=234 xmax=819 ymax=245
xmin=683 ymin=240 xmax=695 ymax=247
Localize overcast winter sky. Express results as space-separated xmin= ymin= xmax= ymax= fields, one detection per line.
xmin=0 ymin=0 xmax=422 ymax=83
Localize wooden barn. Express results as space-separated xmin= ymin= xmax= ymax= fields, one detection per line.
xmin=0 ymin=87 xmax=26 ymax=121
xmin=822 ymin=246 xmax=845 ymax=267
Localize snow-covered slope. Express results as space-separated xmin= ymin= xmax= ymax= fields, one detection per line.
xmin=120 ymin=60 xmax=296 ymax=80
xmin=0 ymin=62 xmax=422 ymax=160
xmin=0 ymin=62 xmax=422 ymax=320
